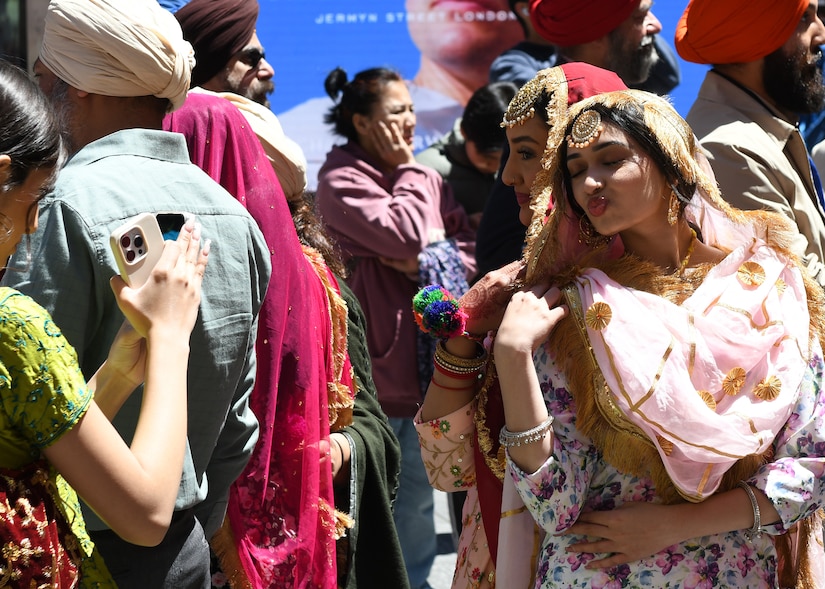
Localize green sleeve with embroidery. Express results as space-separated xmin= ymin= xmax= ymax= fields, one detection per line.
xmin=0 ymin=287 xmax=93 ymax=467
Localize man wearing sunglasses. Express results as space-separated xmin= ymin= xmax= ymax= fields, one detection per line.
xmin=174 ymin=0 xmax=309 ymax=201
xmin=175 ymin=0 xmax=274 ymax=107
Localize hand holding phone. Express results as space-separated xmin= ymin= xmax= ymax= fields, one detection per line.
xmin=110 ymin=213 xmax=165 ymax=287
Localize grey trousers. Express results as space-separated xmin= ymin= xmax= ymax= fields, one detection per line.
xmin=89 ymin=511 xmax=210 ymax=589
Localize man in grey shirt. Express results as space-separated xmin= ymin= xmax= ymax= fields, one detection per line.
xmin=3 ymin=0 xmax=271 ymax=586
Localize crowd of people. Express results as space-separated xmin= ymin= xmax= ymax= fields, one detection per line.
xmin=2 ymin=0 xmax=825 ymax=588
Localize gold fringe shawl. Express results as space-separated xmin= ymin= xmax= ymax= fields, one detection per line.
xmin=301 ymin=245 xmax=356 ymax=431
xmin=548 ymin=252 xmax=824 ymax=588
xmin=550 ymin=256 xmax=766 ymax=503
xmin=302 ymin=245 xmax=357 ymax=538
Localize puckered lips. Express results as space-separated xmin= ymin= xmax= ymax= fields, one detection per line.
xmin=587 ymin=195 xmax=608 ymax=217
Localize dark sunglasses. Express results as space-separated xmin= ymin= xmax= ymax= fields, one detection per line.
xmin=237 ymin=48 xmax=265 ymax=69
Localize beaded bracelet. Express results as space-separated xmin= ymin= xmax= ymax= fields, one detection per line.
xmin=433 ymin=340 xmax=487 ymax=378
xmin=433 ymin=362 xmax=483 ymax=381
xmin=738 ymin=481 xmax=763 ymax=541
xmin=499 ymin=415 xmax=554 ymax=448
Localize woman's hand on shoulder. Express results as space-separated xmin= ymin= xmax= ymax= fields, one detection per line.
xmin=494 ymin=283 xmax=567 ymax=361
xmin=110 ymin=220 xmax=209 ymax=341
xmin=459 ymin=260 xmax=524 ymax=336
xmin=372 ymin=121 xmax=415 ymax=169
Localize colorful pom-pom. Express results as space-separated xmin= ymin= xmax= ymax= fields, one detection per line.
xmin=412 ymin=284 xmax=468 ymax=339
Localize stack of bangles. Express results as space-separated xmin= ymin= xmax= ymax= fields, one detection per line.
xmin=737 ymin=481 xmax=764 ymax=541
xmin=499 ymin=415 xmax=554 ymax=448
xmin=431 ymin=340 xmax=487 ymax=392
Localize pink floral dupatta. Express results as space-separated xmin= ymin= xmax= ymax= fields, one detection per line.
xmin=165 ymin=92 xmax=352 ymax=588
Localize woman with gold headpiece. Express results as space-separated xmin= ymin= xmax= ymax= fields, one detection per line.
xmin=429 ymin=88 xmax=825 ymax=587
xmin=415 ymin=63 xmax=627 ymax=589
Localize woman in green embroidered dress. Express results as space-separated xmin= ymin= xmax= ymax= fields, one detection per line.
xmin=0 ymin=59 xmax=209 ymax=587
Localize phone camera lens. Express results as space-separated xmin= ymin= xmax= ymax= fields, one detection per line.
xmin=134 ymin=235 xmax=144 ymax=248
xmin=126 ymin=250 xmax=135 ymax=262
xmin=121 ymin=235 xmax=131 ymax=248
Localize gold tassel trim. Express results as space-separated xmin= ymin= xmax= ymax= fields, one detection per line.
xmin=211 ymin=517 xmax=253 ymax=589
xmin=301 ymin=245 xmax=356 ymax=430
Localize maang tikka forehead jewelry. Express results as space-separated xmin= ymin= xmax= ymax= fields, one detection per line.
xmin=501 ymin=74 xmax=544 ymax=128
xmin=567 ymin=109 xmax=603 ymax=149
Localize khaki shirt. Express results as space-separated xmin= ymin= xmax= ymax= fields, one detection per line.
xmin=686 ymin=70 xmax=825 ymax=285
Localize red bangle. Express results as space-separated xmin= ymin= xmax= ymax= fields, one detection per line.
xmin=433 ymin=362 xmax=481 ymax=380
xmin=430 ymin=376 xmax=477 ymax=391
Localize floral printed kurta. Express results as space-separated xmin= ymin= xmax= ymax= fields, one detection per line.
xmin=417 ymin=341 xmax=825 ymax=588
xmin=509 ymin=342 xmax=825 ymax=588
xmin=416 ymin=402 xmax=493 ymax=589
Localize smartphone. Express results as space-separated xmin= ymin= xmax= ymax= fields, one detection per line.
xmin=110 ymin=213 xmax=166 ymax=287
xmin=156 ymin=212 xmax=189 ymax=241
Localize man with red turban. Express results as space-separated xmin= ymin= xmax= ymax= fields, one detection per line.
xmin=677 ymin=0 xmax=825 ymax=286
xmin=528 ymin=0 xmax=661 ymax=86
xmin=474 ymin=0 xmax=665 ymax=278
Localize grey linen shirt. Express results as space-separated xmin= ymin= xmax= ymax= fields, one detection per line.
xmin=3 ymin=129 xmax=271 ymax=535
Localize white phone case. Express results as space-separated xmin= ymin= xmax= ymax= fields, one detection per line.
xmin=110 ymin=213 xmax=165 ymax=287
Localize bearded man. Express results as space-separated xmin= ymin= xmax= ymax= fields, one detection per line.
xmin=678 ymin=0 xmax=825 ymax=285
xmin=174 ymin=0 xmax=308 ymax=201
xmin=529 ymin=0 xmax=661 ymax=85
xmin=473 ymin=0 xmax=663 ymax=277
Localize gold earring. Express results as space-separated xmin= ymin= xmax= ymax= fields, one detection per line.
xmin=578 ymin=215 xmax=610 ymax=247
xmin=667 ymin=191 xmax=679 ymax=226
xmin=0 ymin=212 xmax=14 ymax=245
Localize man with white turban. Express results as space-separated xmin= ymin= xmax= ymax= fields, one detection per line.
xmin=3 ymin=1 xmax=272 ymax=587
xmin=678 ymin=0 xmax=825 ymax=286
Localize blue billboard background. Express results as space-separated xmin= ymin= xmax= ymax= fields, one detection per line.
xmin=258 ymin=1 xmax=709 ymax=118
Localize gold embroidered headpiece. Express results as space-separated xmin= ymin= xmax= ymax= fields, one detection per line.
xmin=567 ymin=109 xmax=603 ymax=149
xmin=500 ymin=75 xmax=543 ymax=128
xmin=500 ymin=67 xmax=571 ymax=268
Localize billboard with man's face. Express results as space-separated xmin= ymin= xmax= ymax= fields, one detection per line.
xmin=254 ymin=1 xmax=707 ymax=188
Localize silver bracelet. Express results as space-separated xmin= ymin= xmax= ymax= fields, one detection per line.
xmin=738 ymin=481 xmax=763 ymax=541
xmin=499 ymin=415 xmax=554 ymax=448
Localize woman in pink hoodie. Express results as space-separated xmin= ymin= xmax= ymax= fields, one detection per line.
xmin=316 ymin=66 xmax=476 ymax=589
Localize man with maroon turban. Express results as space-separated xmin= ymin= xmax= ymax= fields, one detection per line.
xmin=678 ymin=0 xmax=825 ymax=286
xmin=175 ymin=0 xmax=271 ymax=107
xmin=174 ymin=0 xmax=308 ymax=201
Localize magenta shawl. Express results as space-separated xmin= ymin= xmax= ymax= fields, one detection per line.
xmin=165 ymin=92 xmax=349 ymax=588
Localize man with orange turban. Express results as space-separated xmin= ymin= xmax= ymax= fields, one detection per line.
xmin=677 ymin=0 xmax=825 ymax=286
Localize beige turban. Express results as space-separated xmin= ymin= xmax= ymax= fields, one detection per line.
xmin=201 ymin=89 xmax=309 ymax=200
xmin=39 ymin=0 xmax=195 ymax=111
